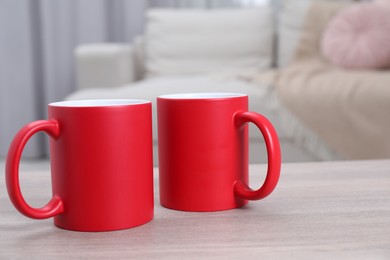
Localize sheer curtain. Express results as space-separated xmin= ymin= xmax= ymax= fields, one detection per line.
xmin=0 ymin=0 xmax=262 ymax=158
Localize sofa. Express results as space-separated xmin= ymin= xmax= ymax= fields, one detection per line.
xmin=65 ymin=1 xmax=349 ymax=165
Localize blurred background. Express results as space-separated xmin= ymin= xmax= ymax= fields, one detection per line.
xmin=2 ymin=0 xmax=388 ymax=164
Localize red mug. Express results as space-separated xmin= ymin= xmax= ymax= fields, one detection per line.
xmin=157 ymin=93 xmax=281 ymax=211
xmin=6 ymin=99 xmax=154 ymax=231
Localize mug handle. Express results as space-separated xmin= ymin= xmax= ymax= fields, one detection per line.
xmin=233 ymin=111 xmax=281 ymax=200
xmin=6 ymin=120 xmax=64 ymax=219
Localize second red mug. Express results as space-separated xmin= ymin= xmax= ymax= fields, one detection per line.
xmin=157 ymin=93 xmax=281 ymax=212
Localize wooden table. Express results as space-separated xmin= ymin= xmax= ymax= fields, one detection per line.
xmin=1 ymin=160 xmax=389 ymax=259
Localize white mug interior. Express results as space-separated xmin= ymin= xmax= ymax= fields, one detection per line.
xmin=49 ymin=99 xmax=150 ymax=107
xmin=158 ymin=93 xmax=247 ymax=99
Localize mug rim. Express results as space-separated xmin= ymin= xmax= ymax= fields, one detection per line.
xmin=158 ymin=93 xmax=247 ymax=100
xmin=49 ymin=99 xmax=151 ymax=107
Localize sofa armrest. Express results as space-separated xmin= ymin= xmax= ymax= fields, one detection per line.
xmin=75 ymin=43 xmax=139 ymax=90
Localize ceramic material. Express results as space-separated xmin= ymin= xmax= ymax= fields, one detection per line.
xmin=6 ymin=99 xmax=154 ymax=232
xmin=157 ymin=93 xmax=281 ymax=212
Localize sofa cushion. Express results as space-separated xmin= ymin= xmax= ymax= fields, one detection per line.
xmin=321 ymin=3 xmax=390 ymax=69
xmin=144 ymin=7 xmax=274 ymax=78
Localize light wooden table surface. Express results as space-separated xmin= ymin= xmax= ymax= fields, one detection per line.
xmin=1 ymin=160 xmax=389 ymax=259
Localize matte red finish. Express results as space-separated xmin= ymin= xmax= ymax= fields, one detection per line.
xmin=157 ymin=94 xmax=281 ymax=212
xmin=6 ymin=100 xmax=154 ymax=231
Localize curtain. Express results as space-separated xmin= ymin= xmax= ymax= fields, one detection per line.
xmin=0 ymin=0 xmax=147 ymax=158
xmin=0 ymin=0 xmax=264 ymax=158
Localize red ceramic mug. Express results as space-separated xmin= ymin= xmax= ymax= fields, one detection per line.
xmin=157 ymin=93 xmax=281 ymax=212
xmin=6 ymin=99 xmax=154 ymax=231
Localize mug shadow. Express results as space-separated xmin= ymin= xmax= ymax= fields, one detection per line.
xmin=237 ymin=203 xmax=255 ymax=211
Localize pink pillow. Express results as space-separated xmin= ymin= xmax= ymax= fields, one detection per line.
xmin=321 ymin=3 xmax=390 ymax=69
